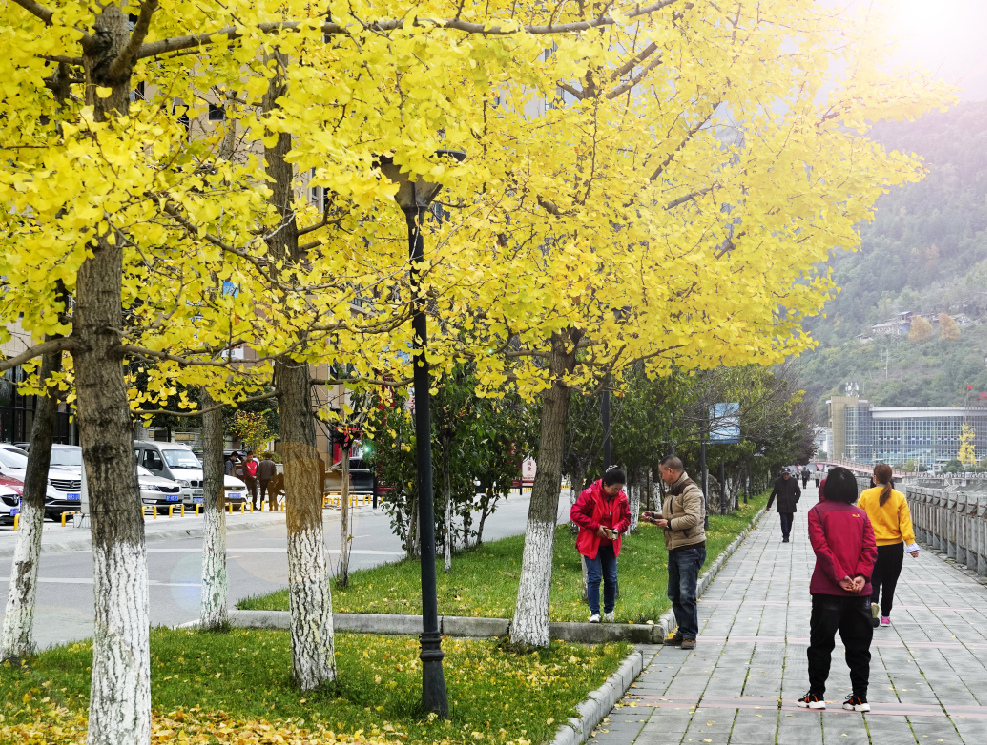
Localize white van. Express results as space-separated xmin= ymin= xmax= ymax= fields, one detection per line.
xmin=133 ymin=440 xmax=247 ymax=507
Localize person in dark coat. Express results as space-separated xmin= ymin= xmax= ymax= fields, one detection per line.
xmin=801 ymin=467 xmax=810 ymax=489
xmin=767 ymin=470 xmax=801 ymax=543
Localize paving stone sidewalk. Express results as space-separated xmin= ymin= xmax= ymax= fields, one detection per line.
xmin=593 ymin=486 xmax=987 ymax=745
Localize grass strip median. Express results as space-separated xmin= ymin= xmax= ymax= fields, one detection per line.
xmin=240 ymin=492 xmax=768 ymax=623
xmin=0 ymin=628 xmax=631 ymax=745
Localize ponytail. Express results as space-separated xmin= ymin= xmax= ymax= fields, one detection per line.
xmin=874 ymin=464 xmax=893 ymax=507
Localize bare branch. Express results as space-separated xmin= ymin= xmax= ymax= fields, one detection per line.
xmin=558 ymin=82 xmax=586 ymax=100
xmin=665 ymin=187 xmax=713 ymax=210
xmin=610 ymin=42 xmax=659 ymax=81
xmin=108 ymin=0 xmax=159 ymax=80
xmin=137 ymin=1 xmax=683 ymax=60
xmin=606 ymin=52 xmax=664 ymax=99
xmin=0 ymin=337 xmax=76 ymax=373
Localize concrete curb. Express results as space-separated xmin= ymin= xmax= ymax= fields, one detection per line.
xmin=550 ymin=647 xmax=646 ymax=745
xmin=0 ymin=515 xmax=289 ymax=559
xmin=653 ymin=507 xmax=766 ymax=641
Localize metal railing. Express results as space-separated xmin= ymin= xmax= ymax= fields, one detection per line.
xmin=905 ymin=486 xmax=987 ymax=577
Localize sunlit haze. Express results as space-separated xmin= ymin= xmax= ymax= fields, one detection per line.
xmin=887 ymin=0 xmax=987 ymax=99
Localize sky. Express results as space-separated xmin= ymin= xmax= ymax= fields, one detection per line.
xmin=885 ymin=0 xmax=987 ymax=100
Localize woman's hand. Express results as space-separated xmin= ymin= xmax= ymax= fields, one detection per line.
xmin=909 ymin=551 xmax=920 ymax=558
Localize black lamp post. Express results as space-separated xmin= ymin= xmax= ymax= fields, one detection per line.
xmin=378 ymin=150 xmax=465 ymax=718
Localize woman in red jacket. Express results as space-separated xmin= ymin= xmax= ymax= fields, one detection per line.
xmin=570 ymin=467 xmax=632 ymax=623
xmin=797 ymin=467 xmax=878 ymax=713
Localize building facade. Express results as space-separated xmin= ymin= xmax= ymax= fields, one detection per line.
xmin=828 ymin=396 xmax=987 ymax=468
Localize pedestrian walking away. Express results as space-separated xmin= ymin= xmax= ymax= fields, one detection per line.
xmin=242 ymin=450 xmax=260 ymax=509
xmin=642 ymin=454 xmax=706 ymax=651
xmin=858 ymin=463 xmax=920 ymax=628
xmin=797 ymin=467 xmax=878 ymax=713
xmin=801 ymin=466 xmax=810 ymax=489
xmin=257 ymin=451 xmax=278 ymax=510
xmin=570 ymin=466 xmax=631 ymax=624
xmin=767 ymin=469 xmax=801 ymax=542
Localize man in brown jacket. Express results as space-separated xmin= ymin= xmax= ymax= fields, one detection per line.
xmin=642 ymin=455 xmax=707 ymax=650
xmin=257 ymin=452 xmax=278 ymax=510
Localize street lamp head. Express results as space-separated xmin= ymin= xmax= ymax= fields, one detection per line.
xmin=376 ymin=150 xmax=466 ymax=211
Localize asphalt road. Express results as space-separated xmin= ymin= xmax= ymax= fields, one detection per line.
xmin=0 ymin=491 xmax=568 ymax=651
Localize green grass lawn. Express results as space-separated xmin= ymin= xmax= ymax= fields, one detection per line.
xmin=0 ymin=629 xmax=630 ymax=745
xmin=240 ymin=492 xmax=768 ymax=623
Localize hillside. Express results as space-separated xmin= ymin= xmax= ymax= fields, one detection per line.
xmin=799 ymin=100 xmax=987 ymax=417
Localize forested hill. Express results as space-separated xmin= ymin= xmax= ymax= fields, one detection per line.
xmin=800 ymin=100 xmax=987 ymax=418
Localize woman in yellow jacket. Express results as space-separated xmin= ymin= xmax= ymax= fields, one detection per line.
xmin=858 ymin=464 xmax=920 ymax=628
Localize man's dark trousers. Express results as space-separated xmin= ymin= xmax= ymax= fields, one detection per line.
xmin=779 ymin=512 xmax=794 ymax=540
xmin=667 ymin=546 xmax=706 ymax=639
xmin=807 ymin=594 xmax=873 ymax=697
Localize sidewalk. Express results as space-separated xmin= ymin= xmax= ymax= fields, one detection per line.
xmin=594 ymin=487 xmax=987 ymax=745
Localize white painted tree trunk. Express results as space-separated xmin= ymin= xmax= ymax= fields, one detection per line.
xmin=88 ymin=542 xmax=151 ymax=745
xmin=199 ymin=506 xmax=228 ymax=628
xmin=444 ymin=453 xmax=453 ymax=573
xmin=199 ymin=390 xmax=228 ymax=629
xmin=511 ymin=516 xmax=557 ymax=646
xmin=629 ymin=476 xmax=641 ymax=533
xmin=286 ymin=523 xmax=336 ymax=688
xmin=581 ymin=554 xmax=589 ymax=602
xmin=339 ymin=447 xmax=352 ymax=586
xmin=0 ymin=501 xmax=44 ymax=659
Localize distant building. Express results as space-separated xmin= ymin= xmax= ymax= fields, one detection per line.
xmin=827 ymin=396 xmax=987 ymax=469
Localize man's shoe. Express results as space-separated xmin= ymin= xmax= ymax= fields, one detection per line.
xmin=842 ymin=694 xmax=870 ymax=712
xmin=680 ymin=638 xmax=696 ymax=650
xmin=871 ymin=603 xmax=880 ymax=628
xmin=603 ymin=612 xmax=615 ymax=622
xmin=589 ymin=614 xmax=601 ymax=623
xmin=880 ymin=616 xmax=891 ymax=627
xmin=664 ymin=632 xmax=683 ymax=646
xmin=782 ymin=537 xmax=790 ymax=543
xmin=796 ymin=692 xmax=826 ymax=710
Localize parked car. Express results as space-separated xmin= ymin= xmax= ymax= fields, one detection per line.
xmin=0 ymin=475 xmax=23 ymax=526
xmin=136 ymin=465 xmax=185 ymax=513
xmin=0 ymin=443 xmax=85 ymax=521
xmin=133 ymin=441 xmax=247 ymax=507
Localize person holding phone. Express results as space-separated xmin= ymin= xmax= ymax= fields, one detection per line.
xmin=570 ymin=467 xmax=631 ymax=623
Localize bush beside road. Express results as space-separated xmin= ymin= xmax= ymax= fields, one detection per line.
xmin=0 ymin=628 xmax=631 ymax=745
xmin=240 ymin=492 xmax=769 ymax=623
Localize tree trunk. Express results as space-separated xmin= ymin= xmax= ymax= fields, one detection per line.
xmin=80 ymin=10 xmax=152 ymax=744
xmin=1 ymin=346 xmax=60 ymax=660
xmin=278 ymin=361 xmax=336 ymax=689
xmin=510 ymin=331 xmax=578 ymax=646
xmin=476 ymin=502 xmax=490 ymax=547
xmin=568 ymin=468 xmax=584 ymax=535
xmin=262 ymin=50 xmax=335 ymax=688
xmin=338 ymin=444 xmax=352 ymax=587
xmin=628 ymin=471 xmax=641 ymax=533
xmin=199 ymin=388 xmax=228 ymax=630
xmin=443 ymin=445 xmax=453 ymax=572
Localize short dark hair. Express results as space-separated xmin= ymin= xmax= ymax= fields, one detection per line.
xmin=660 ymin=455 xmax=684 ymax=472
xmin=824 ymin=467 xmax=858 ymax=504
xmin=602 ymin=467 xmax=626 ymax=486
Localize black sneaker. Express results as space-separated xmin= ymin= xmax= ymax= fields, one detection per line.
xmin=842 ymin=694 xmax=870 ymax=712
xmin=796 ymin=692 xmax=826 ymax=710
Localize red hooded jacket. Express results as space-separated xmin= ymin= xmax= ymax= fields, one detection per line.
xmin=570 ymin=480 xmax=632 ymax=559
xmin=807 ymin=500 xmax=878 ymax=596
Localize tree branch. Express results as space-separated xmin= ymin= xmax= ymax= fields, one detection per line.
xmin=134 ymin=389 xmax=278 ymax=417
xmin=310 ymin=375 xmax=413 ymax=388
xmin=10 ymin=0 xmax=54 ymax=25
xmin=0 ymin=337 xmax=77 ymax=373
xmin=136 ymin=1 xmax=683 ymax=59
xmin=108 ymin=0 xmax=159 ymax=80
xmin=606 ymin=52 xmax=664 ymax=99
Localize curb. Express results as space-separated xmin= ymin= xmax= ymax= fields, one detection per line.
xmin=550 ymin=646 xmax=647 ymax=745
xmin=653 ymin=507 xmax=766 ymax=642
xmin=0 ymin=515 xmax=289 ymax=559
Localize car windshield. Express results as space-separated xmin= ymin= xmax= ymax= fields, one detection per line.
xmin=162 ymin=449 xmax=200 ymax=468
xmin=0 ymin=448 xmax=29 ymax=469
xmin=49 ymin=448 xmax=82 ymax=467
